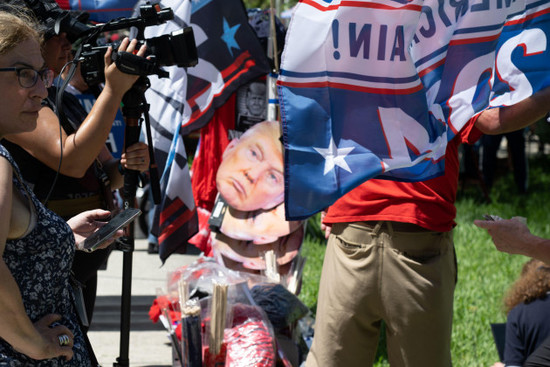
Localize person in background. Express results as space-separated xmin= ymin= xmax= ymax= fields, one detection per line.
xmin=475 ymin=218 xmax=550 ymax=366
xmin=482 ymin=129 xmax=528 ymax=194
xmin=1 ymin=0 xmax=149 ymax=329
xmin=0 ymin=9 xmax=120 ymax=365
xmin=490 ymin=258 xmax=550 ymax=367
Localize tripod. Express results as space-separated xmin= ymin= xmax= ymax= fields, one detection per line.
xmin=114 ymin=76 xmax=160 ymax=367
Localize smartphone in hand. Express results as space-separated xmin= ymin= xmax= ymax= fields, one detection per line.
xmin=81 ymin=208 xmax=141 ymax=252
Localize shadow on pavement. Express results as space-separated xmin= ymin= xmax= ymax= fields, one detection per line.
xmin=89 ymin=294 xmax=164 ymax=332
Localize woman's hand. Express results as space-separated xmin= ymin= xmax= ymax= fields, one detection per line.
xmin=15 ymin=314 xmax=74 ymax=361
xmin=120 ymin=142 xmax=150 ymax=172
xmin=67 ymin=209 xmax=123 ymax=251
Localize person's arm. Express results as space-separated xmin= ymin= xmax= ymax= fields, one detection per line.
xmin=473 ymin=218 xmax=550 ymax=264
xmin=0 ymin=158 xmax=74 ymax=361
xmin=67 ymin=208 xmax=123 ymax=251
xmin=101 ymin=142 xmax=150 ymax=190
xmin=4 ymin=38 xmax=147 ymax=178
xmin=475 ymin=86 xmax=550 ymax=135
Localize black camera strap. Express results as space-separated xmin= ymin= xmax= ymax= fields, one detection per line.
xmin=69 ymin=273 xmax=101 ymax=367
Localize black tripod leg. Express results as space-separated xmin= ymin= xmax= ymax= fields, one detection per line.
xmin=114 ymin=80 xmax=146 ymax=366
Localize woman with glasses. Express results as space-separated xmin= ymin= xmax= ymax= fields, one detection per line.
xmin=0 ymin=67 xmax=54 ymax=89
xmin=1 ymin=1 xmax=150 ymax=330
xmin=0 ymin=9 xmax=122 ymax=365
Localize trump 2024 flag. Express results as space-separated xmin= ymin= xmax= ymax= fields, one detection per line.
xmin=278 ymin=0 xmax=550 ymax=220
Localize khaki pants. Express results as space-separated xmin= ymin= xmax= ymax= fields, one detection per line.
xmin=306 ymin=221 xmax=456 ymax=367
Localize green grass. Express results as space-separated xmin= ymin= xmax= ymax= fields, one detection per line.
xmin=298 ymin=154 xmax=550 ymax=366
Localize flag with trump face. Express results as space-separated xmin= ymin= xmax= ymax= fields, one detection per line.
xmin=135 ymin=0 xmax=269 ymax=261
xmin=278 ymin=0 xmax=550 ymax=220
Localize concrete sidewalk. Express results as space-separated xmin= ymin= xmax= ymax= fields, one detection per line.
xmin=87 ymin=238 xmax=200 ymax=367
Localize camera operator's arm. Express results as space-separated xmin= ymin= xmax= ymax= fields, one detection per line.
xmin=4 ymin=38 xmax=147 ymax=178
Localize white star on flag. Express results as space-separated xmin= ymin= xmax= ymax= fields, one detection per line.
xmin=314 ymin=137 xmax=355 ymax=175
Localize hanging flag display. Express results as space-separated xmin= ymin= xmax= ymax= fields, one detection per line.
xmin=140 ymin=0 xmax=270 ymax=261
xmin=278 ymin=0 xmax=550 ymax=220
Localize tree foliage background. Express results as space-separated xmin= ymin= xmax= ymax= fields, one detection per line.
xmin=243 ymin=0 xmax=297 ymax=12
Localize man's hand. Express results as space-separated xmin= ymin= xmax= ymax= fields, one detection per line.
xmin=474 ymin=216 xmax=550 ymax=264
xmin=320 ymin=210 xmax=332 ymax=239
xmin=474 ymin=217 xmax=532 ymax=256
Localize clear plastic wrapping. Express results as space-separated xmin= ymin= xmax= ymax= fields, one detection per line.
xmin=151 ymin=258 xmax=311 ymax=366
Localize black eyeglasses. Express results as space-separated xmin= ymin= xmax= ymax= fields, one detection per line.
xmin=0 ymin=67 xmax=54 ymax=88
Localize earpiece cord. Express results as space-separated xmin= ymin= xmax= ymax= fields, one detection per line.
xmin=42 ymin=58 xmax=78 ymax=206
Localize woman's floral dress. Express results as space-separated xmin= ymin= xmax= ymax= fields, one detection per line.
xmin=0 ymin=145 xmax=90 ymax=366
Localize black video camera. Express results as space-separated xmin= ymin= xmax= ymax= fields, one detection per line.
xmin=80 ymin=27 xmax=198 ymax=86
xmin=54 ymin=2 xmax=174 ymax=43
xmin=20 ymin=0 xmax=198 ymax=86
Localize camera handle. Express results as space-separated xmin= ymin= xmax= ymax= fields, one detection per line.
xmin=114 ymin=76 xmax=160 ymax=367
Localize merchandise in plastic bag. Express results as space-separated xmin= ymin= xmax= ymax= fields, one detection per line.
xmin=201 ymin=282 xmax=277 ymax=367
xmin=151 ymin=258 xmax=292 ymax=366
xmin=223 ymin=303 xmax=276 ymax=367
xmin=149 ymin=291 xmax=180 ymax=324
xmin=168 ymin=256 xmax=245 ymax=300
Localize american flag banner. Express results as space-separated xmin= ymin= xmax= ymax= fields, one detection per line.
xmin=138 ymin=0 xmax=270 ymax=261
xmin=278 ymin=0 xmax=550 ymax=220
xmin=55 ymin=0 xmax=138 ymax=22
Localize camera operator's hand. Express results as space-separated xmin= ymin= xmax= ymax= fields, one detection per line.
xmin=120 ymin=142 xmax=150 ymax=173
xmin=102 ymin=37 xmax=147 ymax=99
